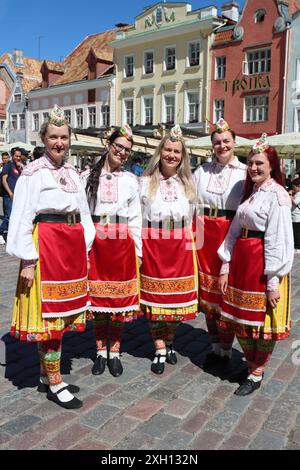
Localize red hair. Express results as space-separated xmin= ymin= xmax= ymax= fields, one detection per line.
xmin=242 ymin=146 xmax=284 ymax=202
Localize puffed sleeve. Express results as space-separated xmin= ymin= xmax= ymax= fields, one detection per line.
xmin=217 ymin=213 xmax=242 ymax=264
xmin=128 ymin=178 xmax=142 ymax=258
xmin=264 ymin=194 xmax=294 ymax=279
xmin=77 ymin=181 xmax=96 ymax=253
xmin=6 ymin=172 xmax=42 ymax=260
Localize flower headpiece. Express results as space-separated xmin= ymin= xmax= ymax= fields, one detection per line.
xmin=252 ymin=133 xmax=269 ymax=154
xmin=214 ymin=118 xmax=230 ymax=134
xmin=48 ymin=105 xmax=67 ymax=127
xmin=169 ymin=124 xmax=183 ymax=142
xmin=119 ymin=123 xmax=133 ymax=140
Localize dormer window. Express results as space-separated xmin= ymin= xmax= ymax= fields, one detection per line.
xmin=254 ymin=9 xmax=266 ymax=23
xmin=156 ymin=7 xmax=163 ymax=24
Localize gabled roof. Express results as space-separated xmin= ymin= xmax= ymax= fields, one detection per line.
xmin=0 ymin=53 xmax=43 ymax=93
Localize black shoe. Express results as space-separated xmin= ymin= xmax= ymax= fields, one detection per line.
xmin=151 ymin=354 xmax=166 ymax=375
xmin=37 ymin=382 xmax=80 ymax=394
xmin=166 ymin=346 xmax=177 ymax=365
xmin=47 ymin=386 xmax=83 ymax=409
xmin=234 ymin=378 xmax=262 ymax=396
xmin=91 ymin=355 xmax=107 ymax=375
xmin=107 ymin=357 xmax=123 ymax=377
xmin=202 ymin=352 xmax=223 ymax=368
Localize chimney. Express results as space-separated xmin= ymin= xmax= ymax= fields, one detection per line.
xmin=221 ymin=2 xmax=239 ymax=22
xmin=12 ymin=49 xmax=24 ymax=67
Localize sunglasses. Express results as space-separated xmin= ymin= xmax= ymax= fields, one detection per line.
xmin=111 ymin=142 xmax=132 ymax=156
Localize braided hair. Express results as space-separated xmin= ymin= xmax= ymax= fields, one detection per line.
xmin=85 ymin=129 xmax=133 ymax=212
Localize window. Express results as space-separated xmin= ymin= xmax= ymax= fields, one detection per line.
xmin=11 ymin=114 xmax=17 ymax=130
xmin=88 ymin=106 xmax=96 ymax=127
xmin=144 ymin=51 xmax=154 ymax=74
xmin=88 ymin=89 xmax=96 ymax=103
xmin=124 ymin=99 xmax=134 ymax=126
xmin=245 ymin=95 xmax=269 ymax=122
xmin=214 ymin=99 xmax=224 ymax=122
xmin=216 ymin=56 xmax=226 ymax=80
xmin=164 ymin=95 xmax=175 ymax=125
xmin=76 ymin=108 xmax=83 ymax=128
xmin=43 ymin=112 xmax=49 ymax=122
xmin=295 ymin=108 xmax=300 ymax=132
xmin=64 ymin=109 xmax=71 ymax=125
xmin=143 ymin=97 xmax=153 ymax=125
xmin=188 ymin=42 xmax=200 ymax=67
xmin=187 ymin=92 xmax=199 ymax=123
xmin=156 ymin=6 xmax=163 ymax=24
xmin=165 ymin=47 xmax=176 ymax=71
xmin=101 ymin=105 xmax=110 ymax=127
xmin=33 ymin=113 xmax=39 ymax=131
xmin=0 ymin=121 xmax=5 ymax=134
xmin=124 ymin=55 xmax=134 ymax=78
xmin=246 ymin=49 xmax=271 ymax=75
xmin=14 ymin=93 xmax=22 ymax=103
xmin=19 ymin=113 xmax=25 ymax=129
xmin=254 ymin=9 xmax=266 ymax=23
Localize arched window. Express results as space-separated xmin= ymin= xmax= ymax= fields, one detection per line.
xmin=156 ymin=7 xmax=163 ymax=24
xmin=254 ymin=9 xmax=266 ymax=23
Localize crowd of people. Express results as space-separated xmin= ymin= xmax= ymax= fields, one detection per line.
xmin=1 ymin=105 xmax=297 ymax=409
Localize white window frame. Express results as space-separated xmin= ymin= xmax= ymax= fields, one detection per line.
xmin=164 ymin=45 xmax=176 ymax=72
xmin=187 ymin=41 xmax=200 ymax=68
xmin=13 ymin=93 xmax=22 ymax=103
xmin=294 ymin=107 xmax=300 ymax=132
xmin=43 ymin=112 xmax=49 ymax=122
xmin=143 ymin=49 xmax=154 ymax=75
xmin=11 ymin=114 xmax=18 ymax=130
xmin=141 ymin=95 xmax=154 ymax=125
xmin=123 ymin=98 xmax=134 ymax=126
xmin=244 ymin=95 xmax=269 ymax=122
xmin=33 ymin=113 xmax=39 ymax=131
xmin=64 ymin=109 xmax=72 ymax=125
xmin=184 ymin=90 xmax=200 ymax=123
xmin=75 ymin=108 xmax=84 ymax=128
xmin=214 ymin=99 xmax=225 ymax=123
xmin=19 ymin=113 xmax=25 ymax=129
xmin=88 ymin=106 xmax=96 ymax=127
xmin=101 ymin=105 xmax=110 ymax=127
xmin=124 ymin=55 xmax=135 ymax=78
xmin=245 ymin=48 xmax=271 ymax=76
xmin=162 ymin=93 xmax=176 ymax=125
xmin=215 ymin=56 xmax=226 ymax=80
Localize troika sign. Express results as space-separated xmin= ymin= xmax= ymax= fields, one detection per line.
xmin=222 ymin=75 xmax=271 ymax=95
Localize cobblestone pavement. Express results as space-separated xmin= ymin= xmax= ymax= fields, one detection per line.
xmin=0 ymin=244 xmax=300 ymax=450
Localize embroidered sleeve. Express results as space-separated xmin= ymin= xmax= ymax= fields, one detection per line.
xmin=267 ymin=275 xmax=279 ymax=291
xmin=220 ymin=262 xmax=230 ymax=275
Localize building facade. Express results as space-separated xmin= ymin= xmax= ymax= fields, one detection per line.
xmin=286 ymin=1 xmax=300 ymax=132
xmin=111 ymin=2 xmax=225 ymax=132
xmin=210 ymin=0 xmax=293 ymax=138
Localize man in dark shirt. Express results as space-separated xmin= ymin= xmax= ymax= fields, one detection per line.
xmin=0 ymin=147 xmax=22 ymax=241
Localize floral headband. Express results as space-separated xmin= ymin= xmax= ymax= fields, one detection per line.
xmin=169 ymin=124 xmax=183 ymax=142
xmin=119 ymin=123 xmax=133 ymax=140
xmin=252 ymin=133 xmax=269 ymax=154
xmin=214 ymin=118 xmax=230 ymax=133
xmin=48 ymin=105 xmax=67 ymax=127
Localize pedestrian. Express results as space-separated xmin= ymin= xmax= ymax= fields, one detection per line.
xmin=0 ymin=152 xmax=11 ymax=244
xmin=83 ymin=124 xmax=142 ymax=377
xmin=6 ymin=105 xmax=95 ymax=409
xmin=130 ymin=155 xmax=144 ymax=177
xmin=20 ymin=148 xmax=29 ymax=167
xmin=32 ymin=146 xmax=45 ymax=160
xmin=0 ymin=152 xmax=10 ymax=173
xmin=139 ymin=125 xmax=198 ymax=374
xmin=193 ymin=119 xmax=246 ymax=368
xmin=291 ymin=177 xmax=300 ymax=254
xmin=218 ymin=134 xmax=294 ymax=395
xmin=0 ymin=147 xmax=22 ymax=243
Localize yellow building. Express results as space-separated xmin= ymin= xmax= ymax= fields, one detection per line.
xmin=111 ymin=2 xmax=225 ymax=132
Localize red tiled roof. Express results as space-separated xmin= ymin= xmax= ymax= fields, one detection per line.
xmin=214 ymin=30 xmax=233 ymax=43
xmin=0 ymin=53 xmax=43 ymax=93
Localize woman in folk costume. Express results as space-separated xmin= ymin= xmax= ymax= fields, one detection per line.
xmin=139 ymin=125 xmax=198 ymax=374
xmin=193 ymin=119 xmax=246 ymax=367
xmin=6 ymin=106 xmax=95 ymax=409
xmin=218 ymin=134 xmax=294 ymax=395
xmin=82 ymin=125 xmax=142 ymax=378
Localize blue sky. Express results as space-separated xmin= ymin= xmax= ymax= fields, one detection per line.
xmin=0 ymin=0 xmax=245 ymax=61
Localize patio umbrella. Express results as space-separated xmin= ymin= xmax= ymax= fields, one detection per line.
xmin=0 ymin=141 xmax=35 ymax=152
xmin=258 ymin=132 xmax=300 ymax=159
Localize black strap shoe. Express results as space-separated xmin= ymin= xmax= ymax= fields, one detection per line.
xmin=151 ymin=354 xmax=166 ymax=375
xmin=234 ymin=378 xmax=262 ymax=396
xmin=47 ymin=386 xmax=83 ymax=409
xmin=107 ymin=356 xmax=123 ymax=377
xmin=91 ymin=355 xmax=107 ymax=375
xmin=166 ymin=345 xmax=177 ymax=365
xmin=38 ymin=382 xmax=80 ymax=394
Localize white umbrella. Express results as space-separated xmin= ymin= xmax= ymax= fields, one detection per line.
xmin=0 ymin=141 xmax=35 ymax=152
xmin=256 ymin=132 xmax=300 ymax=159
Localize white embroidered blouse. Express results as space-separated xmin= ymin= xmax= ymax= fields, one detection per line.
xmin=6 ymin=156 xmax=96 ymax=261
xmin=81 ymin=169 xmax=142 ymax=258
xmin=217 ymin=179 xmax=294 ymax=290
xmin=139 ymin=175 xmax=194 ymax=225
xmin=193 ymin=156 xmax=247 ymax=211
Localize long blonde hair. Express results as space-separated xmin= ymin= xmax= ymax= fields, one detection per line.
xmin=143 ymin=134 xmax=196 ymax=202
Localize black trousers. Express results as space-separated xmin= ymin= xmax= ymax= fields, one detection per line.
xmin=293 ymin=222 xmax=300 ymax=249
